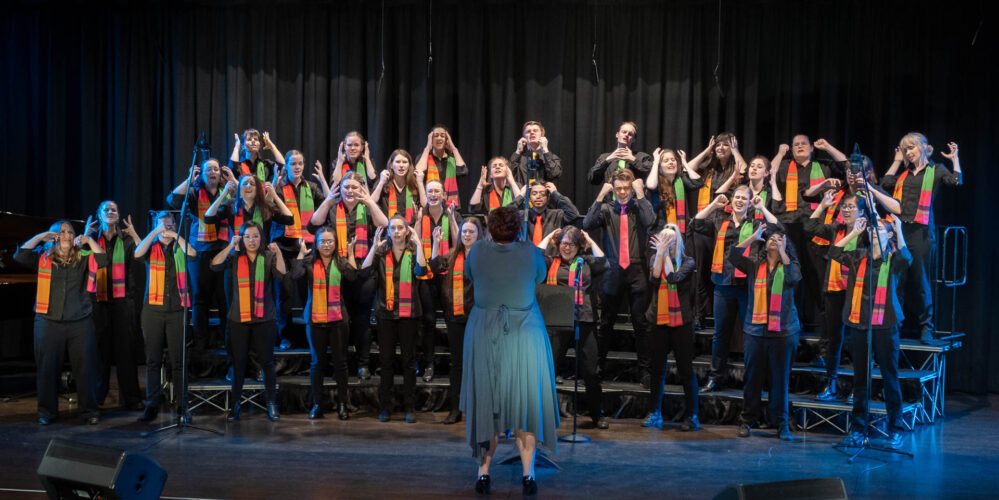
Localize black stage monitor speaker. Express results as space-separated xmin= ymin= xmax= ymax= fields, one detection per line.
xmin=37 ymin=438 xmax=167 ymax=499
xmin=714 ymin=477 xmax=848 ymax=500
xmin=536 ymin=284 xmax=575 ymax=329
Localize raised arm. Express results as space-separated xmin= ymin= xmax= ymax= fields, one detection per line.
xmin=262 ymin=132 xmax=285 ymax=166
xmin=685 ymin=136 xmax=715 ymax=172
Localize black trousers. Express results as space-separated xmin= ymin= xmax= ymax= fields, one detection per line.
xmin=821 ymin=291 xmax=847 ymax=381
xmin=709 ymin=284 xmax=748 ymax=380
xmin=416 ymin=276 xmax=442 ymax=367
xmin=689 ymin=231 xmax=714 ymax=323
xmin=741 ymin=333 xmax=797 ymax=427
xmin=445 ymin=320 xmax=467 ymax=412
xmin=344 ymin=274 xmax=376 ymax=368
xmin=786 ymin=222 xmax=820 ymax=330
xmin=141 ymin=309 xmax=186 ymax=411
xmin=898 ymin=223 xmax=935 ymax=337
xmin=228 ymin=321 xmax=278 ymax=404
xmin=648 ymin=322 xmax=698 ymax=419
xmin=377 ymin=317 xmax=418 ymax=412
xmin=188 ymin=250 xmax=228 ymax=348
xmin=92 ymin=298 xmax=142 ymax=407
xmin=274 ymin=246 xmax=304 ymax=345
xmin=307 ymin=322 xmax=349 ymax=406
xmin=598 ymin=265 xmax=650 ymax=372
xmin=551 ymin=322 xmax=603 ymax=420
xmin=34 ymin=316 xmax=99 ymax=419
xmin=847 ymin=325 xmax=903 ymax=432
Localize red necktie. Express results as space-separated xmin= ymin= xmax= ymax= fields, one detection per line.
xmin=533 ymin=215 xmax=543 ymax=245
xmin=619 ymin=204 xmax=630 ymax=269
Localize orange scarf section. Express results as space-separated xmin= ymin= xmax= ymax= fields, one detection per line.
xmin=656 ymin=265 xmax=682 ymax=326
xmin=452 ymin=251 xmax=466 ymax=317
xmin=710 ymin=220 xmax=731 ymax=274
xmin=35 ymin=254 xmax=52 ymax=314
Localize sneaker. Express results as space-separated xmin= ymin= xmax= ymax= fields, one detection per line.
xmin=422 ymin=365 xmax=434 ymax=383
xmin=594 ymin=416 xmax=609 ymax=429
xmin=358 ymin=367 xmax=372 ymax=380
xmin=278 ymin=338 xmax=292 ymax=350
xmin=699 ymin=378 xmax=717 ymax=393
xmin=885 ymin=431 xmax=904 ymax=449
xmin=841 ymin=431 xmax=865 ymax=447
xmin=815 ymin=381 xmax=838 ymax=401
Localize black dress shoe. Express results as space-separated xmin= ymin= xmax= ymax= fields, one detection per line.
xmin=778 ymin=424 xmax=794 ymax=441
xmin=38 ymin=416 xmax=54 ymax=425
xmin=737 ymin=423 xmax=751 ymax=438
xmin=86 ymin=415 xmax=99 ymax=425
xmin=228 ymin=405 xmax=241 ymax=422
xmin=308 ymin=404 xmax=324 ymax=420
xmin=595 ymin=416 xmax=609 ymax=429
xmin=379 ymin=410 xmax=390 ymax=422
xmin=337 ymin=403 xmax=350 ymax=421
xmin=443 ymin=411 xmax=461 ymax=425
xmin=267 ymin=402 xmax=280 ymax=421
xmin=358 ymin=367 xmax=372 ymax=380
xmin=816 ymin=381 xmax=838 ymax=401
xmin=179 ymin=411 xmax=193 ymax=425
xmin=919 ymin=330 xmax=935 ymax=345
xmin=680 ymin=414 xmax=701 ymax=432
xmin=474 ymin=474 xmax=490 ymax=495
xmin=137 ymin=406 xmax=159 ymax=422
xmin=522 ymin=475 xmax=538 ymax=495
xmin=422 ymin=365 xmax=434 ymax=382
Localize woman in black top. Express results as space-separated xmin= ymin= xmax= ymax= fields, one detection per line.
xmin=210 ymin=221 xmax=290 ymax=422
xmin=643 ymin=223 xmax=700 ymax=431
xmin=431 ymin=216 xmax=482 ymax=424
xmin=134 ymin=211 xmax=197 ymax=423
xmin=291 ymin=227 xmax=358 ymax=420
xmin=536 ymin=226 xmax=608 ymax=429
xmin=16 ymin=220 xmax=106 ymax=425
xmin=361 ymin=215 xmax=428 ymax=423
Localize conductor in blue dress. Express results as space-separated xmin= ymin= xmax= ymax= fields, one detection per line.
xmin=460 ymin=205 xmax=559 ymax=496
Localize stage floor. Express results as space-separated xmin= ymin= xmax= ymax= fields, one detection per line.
xmin=1 ymin=393 xmax=997 ymax=499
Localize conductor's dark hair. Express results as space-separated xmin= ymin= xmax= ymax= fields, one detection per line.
xmin=487 ymin=205 xmax=522 ymax=244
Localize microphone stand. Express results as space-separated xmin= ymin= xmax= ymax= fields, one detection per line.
xmin=559 ymin=257 xmax=591 ymax=444
xmin=522 ymin=149 xmax=539 ymax=239
xmin=144 ymin=135 xmax=223 ymax=437
xmin=834 ymin=145 xmax=910 ymax=461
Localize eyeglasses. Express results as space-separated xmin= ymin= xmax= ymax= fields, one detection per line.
xmin=317 ymin=239 xmax=336 ymax=246
xmin=560 ymin=241 xmax=577 ymax=247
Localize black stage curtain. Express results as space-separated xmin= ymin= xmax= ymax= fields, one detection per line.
xmin=1 ymin=0 xmax=995 ymax=393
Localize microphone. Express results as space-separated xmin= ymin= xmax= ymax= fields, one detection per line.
xmin=574 ymin=257 xmax=584 ymax=286
xmin=849 ymin=143 xmax=863 ymax=175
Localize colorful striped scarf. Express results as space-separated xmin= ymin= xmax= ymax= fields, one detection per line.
xmin=452 ymin=250 xmax=466 ymax=316
xmin=385 ymin=250 xmax=413 ymax=317
xmin=311 ymin=257 xmax=343 ymax=323
xmin=667 ymin=176 xmax=687 ymax=233
xmin=237 ymin=254 xmax=266 ymax=322
xmin=233 ymin=206 xmax=262 ymax=238
xmin=893 ymin=164 xmax=935 ymax=225
xmin=35 ymin=254 xmax=52 ymax=314
xmin=428 ymin=155 xmax=460 ymax=207
xmin=656 ymin=263 xmax=682 ymax=326
xmin=283 ymin=183 xmax=316 ymax=242
xmin=343 ymin=160 xmax=366 ymax=180
xmin=91 ymin=236 xmax=125 ymax=301
xmin=488 ymin=185 xmax=513 ymax=211
xmin=826 ymin=229 xmax=857 ymax=292
xmin=751 ymin=261 xmax=785 ymax=331
xmin=149 ymin=242 xmax=189 ymax=307
xmin=388 ymin=183 xmax=415 ymax=223
xmin=336 ymin=202 xmax=368 ymax=259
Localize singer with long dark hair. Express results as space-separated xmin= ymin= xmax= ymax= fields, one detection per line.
xmin=134 ymin=212 xmax=197 ymax=423
xmin=537 ymin=226 xmax=608 ymax=429
xmin=16 ymin=220 xmax=106 ymax=425
xmin=644 ymin=148 xmax=703 ymax=235
xmin=461 ymin=206 xmax=558 ymax=496
xmin=210 ymin=221 xmax=290 ymax=422
xmin=881 ymin=133 xmax=961 ymax=343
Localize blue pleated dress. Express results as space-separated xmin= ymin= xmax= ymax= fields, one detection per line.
xmin=459 ymin=240 xmax=560 ymax=458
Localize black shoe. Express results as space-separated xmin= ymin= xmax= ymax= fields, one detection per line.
xmin=405 ymin=411 xmax=416 ymax=423
xmin=443 ymin=411 xmax=461 ymax=425
xmin=522 ymin=475 xmax=538 ymax=495
xmin=256 ymin=369 xmax=264 ymax=382
xmin=86 ymin=415 xmax=99 ymax=425
xmin=700 ymin=378 xmax=717 ymax=393
xmin=179 ymin=410 xmax=193 ymax=425
xmin=810 ymin=357 xmax=826 ymax=368
xmin=841 ymin=431 xmax=865 ymax=447
xmin=642 ymin=411 xmax=663 ymax=429
xmin=38 ymin=416 xmax=54 ymax=425
xmin=278 ymin=339 xmax=292 ymax=351
xmin=228 ymin=404 xmax=241 ymax=422
xmin=885 ymin=431 xmax=904 ymax=449
xmin=225 ymin=366 xmax=234 ymax=382
xmin=737 ymin=424 xmax=751 ymax=438
xmin=778 ymin=424 xmax=793 ymax=441
xmin=475 ymin=474 xmax=491 ymax=495
xmin=308 ymin=404 xmax=324 ymax=420
xmin=379 ymin=410 xmax=390 ymax=422
xmin=358 ymin=367 xmax=372 ymax=380
xmin=335 ymin=403 xmax=349 ymax=420
xmin=555 ymin=375 xmax=564 ymax=385
xmin=595 ymin=416 xmax=609 ymax=429
xmin=680 ymin=415 xmax=701 ymax=432
xmin=919 ymin=330 xmax=934 ymax=345
xmin=267 ymin=402 xmax=280 ymax=421
xmin=137 ymin=406 xmax=159 ymax=422
xmin=816 ymin=381 xmax=838 ymax=401
xmin=423 ymin=365 xmax=434 ymax=383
